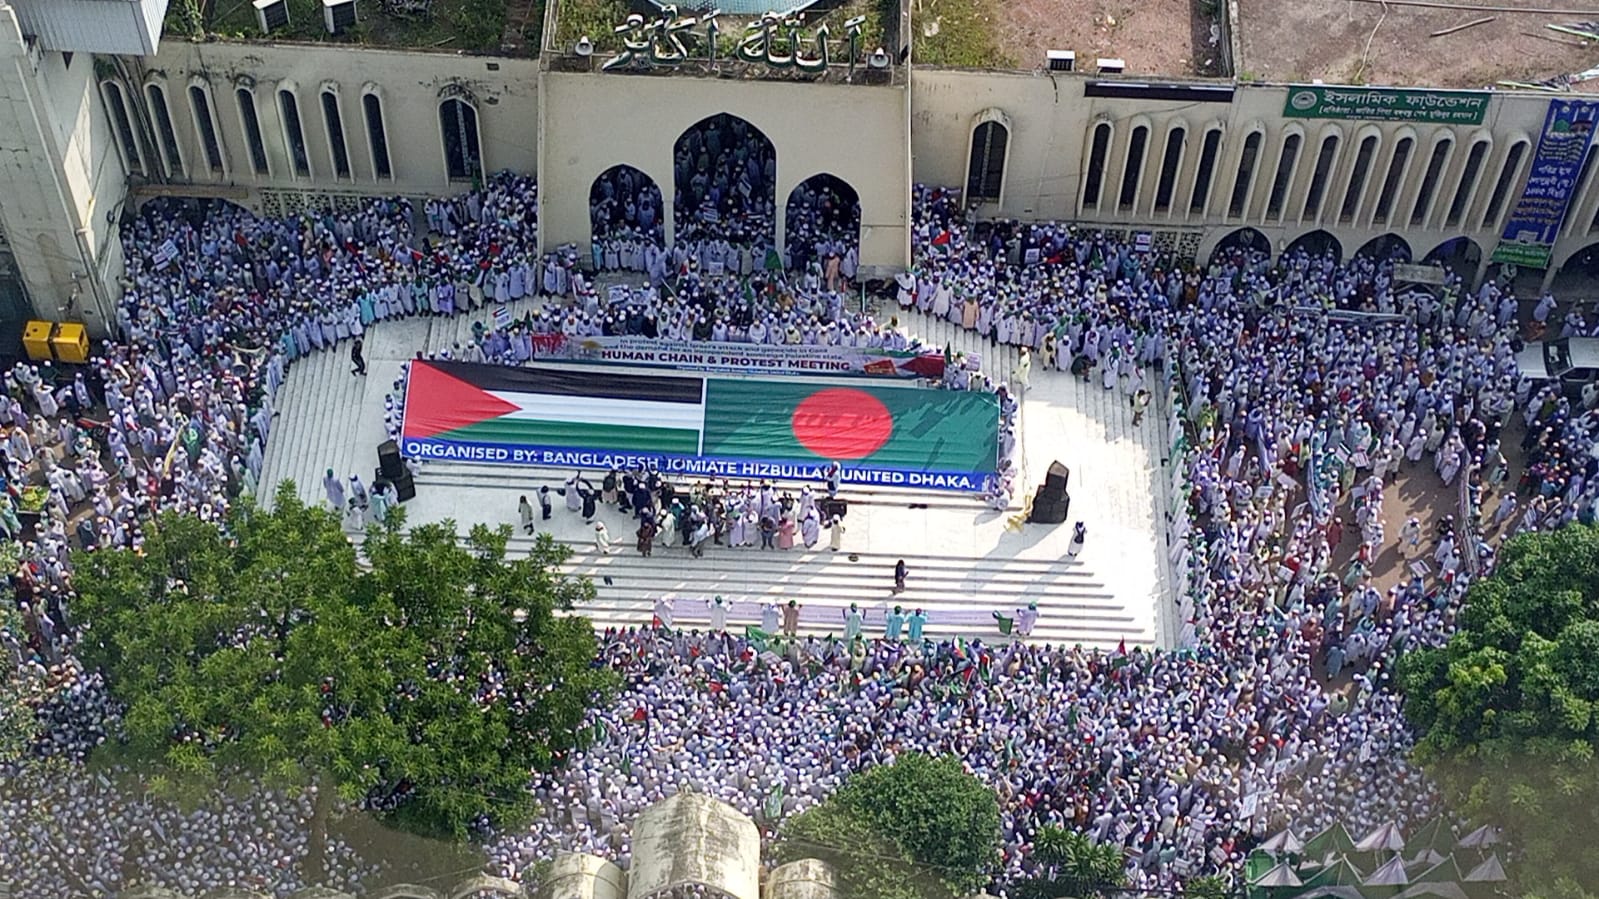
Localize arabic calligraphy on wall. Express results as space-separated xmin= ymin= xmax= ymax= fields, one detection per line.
xmin=601 ymin=4 xmax=869 ymax=76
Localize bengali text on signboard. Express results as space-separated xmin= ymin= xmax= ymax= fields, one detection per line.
xmin=1492 ymin=98 xmax=1599 ymax=269
xmin=1282 ymin=85 xmax=1489 ymax=125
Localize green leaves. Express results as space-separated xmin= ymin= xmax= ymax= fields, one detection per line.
xmin=1012 ymin=825 xmax=1127 ymax=899
xmin=0 ymin=603 xmax=44 ymax=765
xmin=71 ymin=480 xmax=616 ymax=844
xmin=775 ymin=752 xmax=1001 ymax=899
xmin=1399 ymin=524 xmax=1599 ymax=895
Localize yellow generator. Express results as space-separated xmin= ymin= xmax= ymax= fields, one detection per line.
xmin=20 ymin=320 xmax=90 ymax=363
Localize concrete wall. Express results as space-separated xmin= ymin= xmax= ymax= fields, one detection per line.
xmin=0 ymin=3 xmax=125 ymax=334
xmin=537 ymin=71 xmax=911 ymax=277
xmin=625 ymin=792 xmax=760 ymax=899
xmin=12 ymin=31 xmax=1599 ymax=334
xmin=910 ymin=68 xmax=1599 ymax=287
xmin=135 ymin=39 xmax=540 ymax=198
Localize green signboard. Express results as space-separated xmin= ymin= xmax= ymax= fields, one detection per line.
xmin=1283 ymin=85 xmax=1489 ymax=125
xmin=1488 ymin=243 xmax=1550 ymax=268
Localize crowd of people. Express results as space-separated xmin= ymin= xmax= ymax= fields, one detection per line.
xmin=592 ymin=117 xmax=863 ymax=288
xmin=2 ymin=168 xmax=1598 ymax=899
xmin=673 ymin=114 xmax=778 ymax=253
xmin=460 ymin=248 xmax=901 ymax=353
xmin=590 ymin=165 xmax=666 ymax=270
xmin=476 ymin=188 xmax=1598 ymax=894
xmin=1 ymin=173 xmax=542 ymax=896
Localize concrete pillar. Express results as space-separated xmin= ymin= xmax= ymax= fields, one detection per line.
xmin=536 ymin=853 xmax=628 ymax=899
xmin=627 ymin=792 xmax=761 ymax=899
xmin=766 ymin=859 xmax=841 ymax=899
xmin=0 ymin=3 xmax=125 ymax=336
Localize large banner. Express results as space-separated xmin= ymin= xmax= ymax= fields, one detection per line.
xmin=533 ymin=334 xmax=947 ymax=380
xmin=400 ymin=361 xmax=998 ymax=492
xmin=1492 ymin=99 xmax=1599 ymax=269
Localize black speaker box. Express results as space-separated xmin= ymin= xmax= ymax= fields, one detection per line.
xmin=378 ymin=440 xmax=404 ymax=480
xmin=392 ymin=469 xmax=416 ymax=502
xmin=1028 ymin=487 xmax=1070 ymax=524
xmin=1045 ymin=461 xmax=1070 ymax=492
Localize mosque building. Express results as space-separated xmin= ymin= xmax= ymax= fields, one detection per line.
xmin=3 ymin=0 xmax=1599 ymax=338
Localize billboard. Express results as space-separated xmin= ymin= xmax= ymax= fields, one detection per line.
xmin=1492 ymin=98 xmax=1599 ymax=269
xmin=399 ymin=361 xmax=1000 ymax=492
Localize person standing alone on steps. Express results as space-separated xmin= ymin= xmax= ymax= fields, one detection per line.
xmin=518 ymin=495 xmax=536 ymax=535
xmin=351 ymin=337 xmax=367 ymax=376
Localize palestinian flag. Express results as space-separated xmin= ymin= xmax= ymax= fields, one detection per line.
xmin=402 ymin=360 xmax=705 ymax=454
xmin=701 ymin=380 xmax=998 ymax=475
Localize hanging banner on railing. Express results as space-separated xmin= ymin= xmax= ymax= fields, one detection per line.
xmin=1492 ymin=98 xmax=1599 ymax=269
xmin=532 ymin=334 xmax=948 ymax=379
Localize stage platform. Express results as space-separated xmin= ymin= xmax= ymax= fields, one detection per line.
xmin=256 ymin=300 xmax=1177 ymax=650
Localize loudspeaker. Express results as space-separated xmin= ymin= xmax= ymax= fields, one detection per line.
xmin=1028 ymin=486 xmax=1069 ymax=524
xmin=1045 ymin=461 xmax=1070 ymax=492
xmin=820 ymin=497 xmax=848 ymax=520
xmin=391 ymin=469 xmax=416 ymax=502
xmin=378 ymin=440 xmax=404 ymax=480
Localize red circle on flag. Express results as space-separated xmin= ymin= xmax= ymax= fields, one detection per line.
xmin=791 ymin=388 xmax=893 ymax=459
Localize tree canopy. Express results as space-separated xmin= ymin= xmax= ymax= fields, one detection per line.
xmin=70 ymin=482 xmax=616 ymax=840
xmin=0 ymin=602 xmax=43 ymax=766
xmin=1009 ymin=825 xmax=1128 ymax=899
xmin=1398 ymin=523 xmax=1599 ymax=898
xmin=776 ymin=751 xmax=1000 ymax=899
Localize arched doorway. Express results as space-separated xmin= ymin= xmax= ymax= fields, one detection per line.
xmin=784 ymin=174 xmax=860 ymax=285
xmin=590 ymin=165 xmax=664 ymax=273
xmin=673 ymin=113 xmax=776 ymax=254
xmin=1282 ymin=229 xmax=1343 ymax=265
xmin=1421 ymin=236 xmax=1483 ymax=281
xmin=1550 ymin=242 xmax=1599 ymax=298
xmin=1208 ymin=227 xmax=1272 ymax=266
xmin=1353 ymin=233 xmax=1413 ymax=264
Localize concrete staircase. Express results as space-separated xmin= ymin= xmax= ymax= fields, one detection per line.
xmin=256 ymin=346 xmax=371 ymax=509
xmin=253 ymin=299 xmax=1168 ymax=650
xmin=442 ymin=526 xmax=1139 ymax=648
xmin=891 ymin=307 xmax=1025 ymax=387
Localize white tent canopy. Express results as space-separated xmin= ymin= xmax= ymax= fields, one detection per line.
xmin=1357 ymin=822 xmax=1407 ymax=854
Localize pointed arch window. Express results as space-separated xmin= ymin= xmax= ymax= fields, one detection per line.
xmin=440 ymin=97 xmax=482 ymax=183
xmin=967 ymin=120 xmax=1008 ymax=202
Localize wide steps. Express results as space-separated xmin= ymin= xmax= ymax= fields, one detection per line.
xmin=254 ymin=303 xmax=1169 ymax=652
xmin=534 ymin=538 xmax=1140 ymax=647
xmin=258 ymin=346 xmax=370 ymax=510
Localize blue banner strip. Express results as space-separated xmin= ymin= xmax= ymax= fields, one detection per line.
xmin=400 ymin=436 xmax=991 ymax=493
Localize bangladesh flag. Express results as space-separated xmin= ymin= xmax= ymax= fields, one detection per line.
xmin=702 ymin=380 xmax=998 ymax=475
xmin=402 ymin=360 xmax=705 ymax=454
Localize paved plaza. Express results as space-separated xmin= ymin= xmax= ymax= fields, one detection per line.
xmin=258 ymin=298 xmax=1175 ymax=650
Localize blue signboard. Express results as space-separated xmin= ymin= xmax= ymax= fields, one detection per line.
xmin=1492 ymin=98 xmax=1599 ymax=269
xmin=398 ymin=438 xmax=991 ymax=493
